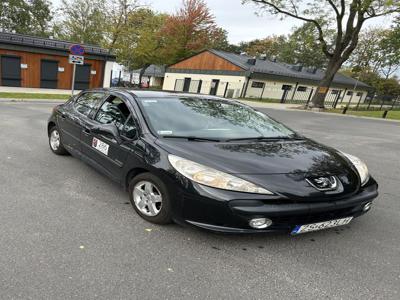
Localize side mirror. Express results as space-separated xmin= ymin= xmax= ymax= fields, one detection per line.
xmin=92 ymin=124 xmax=122 ymax=144
xmin=124 ymin=127 xmax=138 ymax=140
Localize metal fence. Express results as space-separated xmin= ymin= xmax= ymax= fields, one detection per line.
xmin=277 ymin=87 xmax=400 ymax=112
xmin=280 ymin=86 xmax=343 ymax=108
xmin=249 ymin=86 xmax=345 ymax=108
xmin=345 ymin=94 xmax=400 ymax=111
xmin=172 ymin=79 xmax=400 ymax=115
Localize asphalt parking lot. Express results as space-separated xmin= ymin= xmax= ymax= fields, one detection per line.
xmin=0 ymin=101 xmax=399 ymax=299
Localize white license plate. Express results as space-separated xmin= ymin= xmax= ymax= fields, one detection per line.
xmin=291 ymin=217 xmax=353 ymax=235
xmin=92 ymin=137 xmax=109 ymax=155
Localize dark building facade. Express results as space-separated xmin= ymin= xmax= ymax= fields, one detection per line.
xmin=0 ymin=32 xmax=115 ymax=90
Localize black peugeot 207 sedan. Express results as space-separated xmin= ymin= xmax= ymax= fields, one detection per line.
xmin=47 ymin=88 xmax=378 ymax=234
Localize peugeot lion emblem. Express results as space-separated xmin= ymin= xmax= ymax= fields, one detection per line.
xmin=306 ymin=176 xmax=338 ymax=191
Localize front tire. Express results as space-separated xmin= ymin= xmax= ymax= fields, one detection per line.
xmin=49 ymin=126 xmax=68 ymax=155
xmin=129 ymin=172 xmax=172 ymax=224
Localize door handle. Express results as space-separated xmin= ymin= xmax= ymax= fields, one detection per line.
xmin=83 ymin=128 xmax=91 ymax=135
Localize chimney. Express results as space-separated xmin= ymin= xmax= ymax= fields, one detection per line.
xmin=291 ymin=64 xmax=303 ymax=72
xmin=247 ymin=58 xmax=257 ymax=65
xmin=259 ymin=54 xmax=267 ymax=61
xmin=306 ymin=67 xmax=317 ymax=74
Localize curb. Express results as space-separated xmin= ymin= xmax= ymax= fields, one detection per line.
xmin=278 ymin=107 xmax=400 ymax=123
xmin=0 ymin=98 xmax=67 ymax=103
xmin=238 ymin=100 xmax=298 ymax=110
xmin=238 ymin=100 xmax=399 ymax=123
xmin=315 ymin=110 xmax=400 ymax=123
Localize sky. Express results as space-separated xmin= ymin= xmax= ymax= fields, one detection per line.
xmin=146 ymin=0 xmax=393 ymax=43
xmin=51 ymin=0 xmax=394 ymax=44
xmin=147 ymin=0 xmax=303 ymax=43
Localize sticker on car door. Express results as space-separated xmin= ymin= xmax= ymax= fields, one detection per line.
xmin=92 ymin=137 xmax=109 ymax=155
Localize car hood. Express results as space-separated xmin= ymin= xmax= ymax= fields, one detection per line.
xmin=155 ymin=138 xmax=353 ymax=176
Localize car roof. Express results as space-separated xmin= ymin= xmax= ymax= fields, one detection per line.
xmin=86 ymin=88 xmax=229 ymax=101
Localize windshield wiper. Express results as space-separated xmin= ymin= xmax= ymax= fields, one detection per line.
xmin=225 ymin=136 xmax=300 ymax=142
xmin=161 ymin=135 xmax=221 ymax=142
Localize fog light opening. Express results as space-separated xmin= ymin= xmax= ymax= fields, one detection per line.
xmin=363 ymin=202 xmax=372 ymax=212
xmin=249 ymin=218 xmax=272 ymax=229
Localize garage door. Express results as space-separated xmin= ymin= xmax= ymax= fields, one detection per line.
xmin=1 ymin=56 xmax=21 ymax=87
xmin=41 ymin=60 xmax=58 ymax=89
xmin=74 ymin=64 xmax=91 ymax=90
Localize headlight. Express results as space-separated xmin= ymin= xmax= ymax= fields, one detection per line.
xmin=342 ymin=153 xmax=370 ymax=186
xmin=168 ymin=155 xmax=273 ymax=194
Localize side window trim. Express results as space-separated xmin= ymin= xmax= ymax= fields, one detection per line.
xmin=89 ymin=92 xmax=110 ymax=120
xmin=93 ymin=94 xmax=120 ymax=122
xmin=73 ymin=91 xmax=106 ymax=118
xmin=120 ymin=114 xmax=140 ymax=140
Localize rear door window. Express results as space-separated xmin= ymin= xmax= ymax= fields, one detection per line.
xmin=74 ymin=92 xmax=105 ymax=117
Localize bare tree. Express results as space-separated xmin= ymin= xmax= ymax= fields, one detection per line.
xmin=245 ymin=0 xmax=400 ymax=108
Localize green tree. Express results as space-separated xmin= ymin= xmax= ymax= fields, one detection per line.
xmin=231 ymin=23 xmax=329 ymax=68
xmin=113 ymin=8 xmax=167 ymax=82
xmin=348 ymin=27 xmax=384 ymax=72
xmin=243 ymin=35 xmax=287 ymax=58
xmin=211 ymin=28 xmax=231 ymax=52
xmin=53 ymin=0 xmax=107 ymax=45
xmin=245 ymin=0 xmax=400 ymax=108
xmin=349 ymin=27 xmax=400 ymax=79
xmin=280 ymin=23 xmax=330 ymax=68
xmin=0 ymin=0 xmax=52 ymax=37
xmin=341 ymin=68 xmax=400 ymax=97
xmin=379 ymin=23 xmax=400 ymax=79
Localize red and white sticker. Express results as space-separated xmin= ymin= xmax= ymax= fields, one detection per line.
xmin=92 ymin=137 xmax=109 ymax=155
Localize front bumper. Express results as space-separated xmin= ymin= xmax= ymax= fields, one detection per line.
xmin=179 ymin=181 xmax=378 ymax=234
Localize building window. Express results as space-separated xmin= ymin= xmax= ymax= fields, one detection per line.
xmin=282 ymin=84 xmax=292 ymax=91
xmin=331 ymin=89 xmax=340 ymax=95
xmin=251 ymin=81 xmax=265 ymax=88
xmin=356 ymin=92 xmax=363 ymax=96
xmin=347 ymin=91 xmax=353 ymax=96
xmin=297 ymin=86 xmax=307 ymax=92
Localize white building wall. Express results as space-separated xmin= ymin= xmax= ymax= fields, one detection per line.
xmin=339 ymin=90 xmax=367 ymax=104
xmin=103 ymin=61 xmax=114 ymax=88
xmin=245 ymin=78 xmax=368 ymax=104
xmin=246 ymin=79 xmax=315 ymax=101
xmin=163 ymin=72 xmax=246 ymax=98
xmin=111 ymin=62 xmax=132 ymax=82
xmin=149 ymin=76 xmax=163 ymax=87
xmin=163 ymin=72 xmax=369 ymax=104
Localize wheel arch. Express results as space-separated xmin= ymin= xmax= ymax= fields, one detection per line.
xmin=47 ymin=121 xmax=56 ymax=136
xmin=125 ymin=167 xmax=150 ymax=190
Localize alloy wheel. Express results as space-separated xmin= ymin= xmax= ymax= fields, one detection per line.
xmin=50 ymin=129 xmax=60 ymax=151
xmin=133 ymin=181 xmax=163 ymax=217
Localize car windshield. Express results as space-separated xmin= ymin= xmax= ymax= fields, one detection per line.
xmin=137 ymin=97 xmax=296 ymax=140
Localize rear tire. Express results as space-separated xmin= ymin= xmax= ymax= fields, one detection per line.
xmin=129 ymin=172 xmax=172 ymax=224
xmin=49 ymin=126 xmax=68 ymax=155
